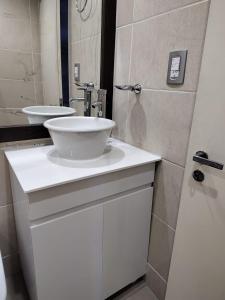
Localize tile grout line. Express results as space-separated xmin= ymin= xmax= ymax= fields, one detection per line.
xmin=151 ymin=213 xmax=176 ymax=232
xmin=0 ymin=78 xmax=35 ymax=82
xmin=159 ymin=158 xmax=185 ymax=169
xmin=147 ymin=262 xmax=168 ymax=284
xmin=158 ymin=157 xmax=185 ymax=168
xmin=116 ymin=0 xmax=209 ymax=29
xmin=142 ymin=88 xmax=196 ymax=94
xmin=71 ymin=32 xmax=101 ymax=45
xmin=0 ymin=48 xmax=39 ymax=54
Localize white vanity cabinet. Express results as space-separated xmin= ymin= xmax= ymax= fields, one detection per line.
xmin=103 ymin=187 xmax=153 ymax=298
xmin=6 ymin=139 xmax=160 ymax=300
xmin=31 ymin=205 xmax=103 ymax=300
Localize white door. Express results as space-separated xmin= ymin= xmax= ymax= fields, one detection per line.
xmin=31 ymin=205 xmax=103 ymax=300
xmin=166 ymin=1 xmax=225 ymax=300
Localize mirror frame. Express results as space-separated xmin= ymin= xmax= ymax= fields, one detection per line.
xmin=0 ymin=0 xmax=117 ymax=143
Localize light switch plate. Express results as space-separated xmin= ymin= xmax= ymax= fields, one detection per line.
xmin=167 ymin=50 xmax=188 ymax=85
xmin=74 ymin=63 xmax=80 ymax=82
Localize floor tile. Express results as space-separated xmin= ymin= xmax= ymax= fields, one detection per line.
xmin=111 ymin=281 xmax=158 ymax=300
xmin=6 ymin=274 xmax=158 ymax=300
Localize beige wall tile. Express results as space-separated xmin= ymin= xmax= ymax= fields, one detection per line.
xmin=70 ymin=0 xmax=81 ymax=43
xmin=0 ymin=108 xmax=27 ymax=126
xmin=123 ymin=92 xmax=147 ymax=149
xmin=116 ymin=0 xmax=134 ymax=27
xmin=148 ymin=215 xmax=175 ymax=281
xmin=112 ymin=25 xmax=132 ymax=137
xmin=0 ymin=0 xmax=42 ymax=123
xmin=125 ymin=90 xmax=195 ymax=166
xmin=0 ymin=17 xmax=32 ymax=52
xmin=146 ymin=263 xmax=167 ymax=300
xmin=0 ymin=205 xmax=17 ymax=257
xmin=31 ymin=21 xmax=40 ymax=52
xmin=79 ymin=0 xmax=102 ymax=40
xmin=33 ymin=53 xmax=42 ymax=82
xmin=70 ymin=42 xmax=81 ymax=82
xmin=70 ymin=0 xmax=102 ymax=42
xmin=114 ymin=25 xmax=132 ymax=85
xmin=133 ymin=0 xmax=203 ymax=21
xmin=153 ymin=160 xmax=184 ymax=229
xmin=34 ymin=81 xmax=44 ymax=105
xmin=0 ymin=50 xmax=33 ymax=81
xmin=112 ymin=90 xmax=129 ymax=141
xmin=130 ymin=1 xmax=209 ymax=91
xmin=0 ymin=0 xmax=29 ymax=20
xmin=39 ymin=0 xmax=61 ymax=106
xmin=30 ymin=0 xmax=40 ymax=24
xmin=0 ymin=79 xmax=35 ymax=108
xmin=71 ymin=35 xmax=101 ymax=87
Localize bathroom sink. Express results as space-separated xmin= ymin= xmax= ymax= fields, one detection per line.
xmin=23 ymin=106 xmax=76 ymax=124
xmin=44 ymin=116 xmax=116 ymax=159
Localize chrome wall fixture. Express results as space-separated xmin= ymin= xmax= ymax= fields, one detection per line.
xmin=115 ymin=84 xmax=142 ymax=94
xmin=75 ymin=0 xmax=94 ymax=21
xmin=75 ymin=0 xmax=88 ymax=13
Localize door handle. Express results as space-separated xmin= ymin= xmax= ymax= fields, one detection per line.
xmin=193 ymin=151 xmax=224 ymax=170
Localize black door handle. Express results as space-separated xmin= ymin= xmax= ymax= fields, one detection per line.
xmin=193 ymin=151 xmax=224 ymax=170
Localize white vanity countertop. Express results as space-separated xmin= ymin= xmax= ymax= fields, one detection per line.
xmin=5 ymin=138 xmax=161 ymax=193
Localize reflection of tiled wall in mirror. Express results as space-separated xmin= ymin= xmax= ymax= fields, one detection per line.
xmin=0 ymin=0 xmax=44 ymax=126
xmin=40 ymin=0 xmax=62 ymax=106
xmin=69 ymin=0 xmax=102 ymax=116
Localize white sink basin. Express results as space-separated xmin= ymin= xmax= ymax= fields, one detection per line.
xmin=23 ymin=106 xmax=75 ymax=124
xmin=44 ymin=116 xmax=116 ymax=160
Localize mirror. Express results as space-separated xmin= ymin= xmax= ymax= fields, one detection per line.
xmin=0 ymin=0 xmax=103 ymax=127
xmin=69 ymin=0 xmax=102 ymax=117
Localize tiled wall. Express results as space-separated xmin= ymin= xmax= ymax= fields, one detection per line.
xmin=40 ymin=0 xmax=62 ymax=106
xmin=113 ymin=0 xmax=210 ymax=299
xmin=0 ymin=0 xmax=43 ymax=126
xmin=69 ymin=0 xmax=102 ymax=115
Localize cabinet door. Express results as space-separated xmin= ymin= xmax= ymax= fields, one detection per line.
xmin=31 ymin=205 xmax=103 ymax=300
xmin=103 ymin=187 xmax=153 ymax=298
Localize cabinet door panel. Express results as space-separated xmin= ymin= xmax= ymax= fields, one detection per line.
xmin=103 ymin=187 xmax=153 ymax=298
xmin=31 ymin=206 xmax=103 ymax=300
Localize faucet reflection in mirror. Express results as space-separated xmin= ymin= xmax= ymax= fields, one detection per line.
xmin=69 ymin=0 xmax=102 ymax=116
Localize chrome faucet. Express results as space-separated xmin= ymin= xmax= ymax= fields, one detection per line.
xmin=92 ymin=89 xmax=107 ymax=118
xmin=70 ymin=82 xmax=95 ymax=116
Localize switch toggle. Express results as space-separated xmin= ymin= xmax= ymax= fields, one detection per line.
xmin=74 ymin=63 xmax=80 ymax=82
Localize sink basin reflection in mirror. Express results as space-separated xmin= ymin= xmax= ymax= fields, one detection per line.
xmin=44 ymin=116 xmax=116 ymax=160
xmin=22 ymin=106 xmax=76 ymax=124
